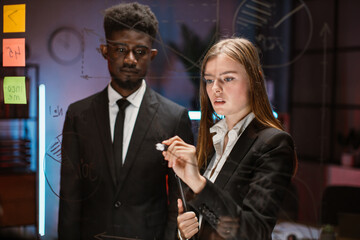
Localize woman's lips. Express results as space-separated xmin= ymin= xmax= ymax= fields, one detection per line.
xmin=213 ymin=99 xmax=225 ymax=105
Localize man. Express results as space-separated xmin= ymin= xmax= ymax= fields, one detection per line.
xmin=58 ymin=2 xmax=193 ymax=239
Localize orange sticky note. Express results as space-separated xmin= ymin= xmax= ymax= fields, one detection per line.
xmin=3 ymin=4 xmax=26 ymax=33
xmin=3 ymin=38 xmax=26 ymax=67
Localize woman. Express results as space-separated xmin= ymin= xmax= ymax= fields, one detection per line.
xmin=162 ymin=38 xmax=296 ymax=240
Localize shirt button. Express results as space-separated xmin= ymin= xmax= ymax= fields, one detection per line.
xmin=114 ymin=201 xmax=121 ymax=208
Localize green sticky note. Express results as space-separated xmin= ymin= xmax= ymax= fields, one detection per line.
xmin=3 ymin=76 xmax=27 ymax=104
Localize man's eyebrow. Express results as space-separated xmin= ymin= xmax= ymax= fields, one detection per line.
xmin=106 ymin=41 xmax=149 ymax=49
xmin=135 ymin=45 xmax=150 ymax=49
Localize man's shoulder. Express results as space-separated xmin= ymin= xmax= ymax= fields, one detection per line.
xmin=68 ymin=89 xmax=106 ymax=110
xmin=148 ymin=88 xmax=187 ymax=111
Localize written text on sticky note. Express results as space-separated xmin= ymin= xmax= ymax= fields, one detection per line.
xmin=3 ymin=38 xmax=26 ymax=67
xmin=3 ymin=76 xmax=27 ymax=104
xmin=3 ymin=4 xmax=26 ymax=33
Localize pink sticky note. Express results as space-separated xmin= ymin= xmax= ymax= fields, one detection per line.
xmin=2 ymin=38 xmax=26 ymax=67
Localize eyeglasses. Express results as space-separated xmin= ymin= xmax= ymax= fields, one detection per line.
xmin=106 ymin=42 xmax=150 ymax=60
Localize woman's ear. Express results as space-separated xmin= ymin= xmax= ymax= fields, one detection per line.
xmin=100 ymin=44 xmax=108 ymax=59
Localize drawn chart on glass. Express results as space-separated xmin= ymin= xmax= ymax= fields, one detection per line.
xmin=44 ymin=133 xmax=102 ymax=202
xmin=233 ymin=0 xmax=313 ymax=68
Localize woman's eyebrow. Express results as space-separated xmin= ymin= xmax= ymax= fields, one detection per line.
xmin=204 ymin=70 xmax=237 ymax=77
xmin=219 ymin=70 xmax=237 ymax=76
xmin=203 ymin=73 xmax=214 ymax=77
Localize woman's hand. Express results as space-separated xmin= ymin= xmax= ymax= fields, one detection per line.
xmin=177 ymin=199 xmax=198 ymax=239
xmin=162 ymin=136 xmax=206 ymax=193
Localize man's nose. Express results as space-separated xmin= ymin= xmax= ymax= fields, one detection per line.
xmin=124 ymin=51 xmax=137 ymax=65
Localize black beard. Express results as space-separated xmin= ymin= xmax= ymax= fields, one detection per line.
xmin=112 ymin=76 xmax=143 ymax=91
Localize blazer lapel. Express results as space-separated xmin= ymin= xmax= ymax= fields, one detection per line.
xmin=214 ymin=119 xmax=261 ymax=189
xmin=92 ymin=87 xmax=117 ymax=186
xmin=115 ymin=87 xmax=159 ymax=195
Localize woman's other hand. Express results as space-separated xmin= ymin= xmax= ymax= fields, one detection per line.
xmin=177 ymin=199 xmax=198 ymax=239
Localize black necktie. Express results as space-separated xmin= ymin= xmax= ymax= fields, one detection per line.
xmin=113 ymin=98 xmax=130 ymax=180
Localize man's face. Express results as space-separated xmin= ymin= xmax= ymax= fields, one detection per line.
xmin=101 ymin=29 xmax=157 ymax=97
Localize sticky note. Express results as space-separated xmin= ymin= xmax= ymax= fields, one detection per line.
xmin=3 ymin=38 xmax=26 ymax=67
xmin=3 ymin=4 xmax=26 ymax=33
xmin=3 ymin=76 xmax=27 ymax=104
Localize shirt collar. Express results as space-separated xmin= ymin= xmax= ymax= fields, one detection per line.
xmin=108 ymin=79 xmax=146 ymax=108
xmin=210 ymin=112 xmax=255 ymax=144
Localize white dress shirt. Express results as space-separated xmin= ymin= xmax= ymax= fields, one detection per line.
xmin=204 ymin=112 xmax=255 ymax=182
xmin=108 ymin=79 xmax=146 ymax=164
xmin=178 ymin=113 xmax=255 ymax=239
xmin=198 ymin=112 xmax=255 ymax=231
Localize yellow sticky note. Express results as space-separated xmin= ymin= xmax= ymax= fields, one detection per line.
xmin=3 ymin=76 xmax=27 ymax=104
xmin=3 ymin=4 xmax=26 ymax=33
xmin=3 ymin=38 xmax=26 ymax=67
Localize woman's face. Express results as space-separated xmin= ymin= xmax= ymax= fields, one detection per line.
xmin=204 ymin=54 xmax=251 ymax=127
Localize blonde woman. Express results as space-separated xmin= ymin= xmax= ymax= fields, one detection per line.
xmin=163 ymin=38 xmax=297 ymax=240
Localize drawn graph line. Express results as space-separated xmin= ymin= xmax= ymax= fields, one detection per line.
xmin=273 ymin=3 xmax=305 ymax=29
xmin=233 ymin=0 xmax=313 ymax=68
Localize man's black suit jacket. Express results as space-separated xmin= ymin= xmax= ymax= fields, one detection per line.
xmin=188 ymin=119 xmax=295 ymax=240
xmin=58 ymin=86 xmax=194 ymax=240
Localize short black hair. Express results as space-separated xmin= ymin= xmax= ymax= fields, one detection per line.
xmin=103 ymin=2 xmax=159 ymax=42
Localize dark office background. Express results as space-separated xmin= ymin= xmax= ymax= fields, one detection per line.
xmin=0 ymin=0 xmax=359 ymax=239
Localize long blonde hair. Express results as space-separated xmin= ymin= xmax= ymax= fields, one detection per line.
xmin=197 ymin=38 xmax=284 ymax=169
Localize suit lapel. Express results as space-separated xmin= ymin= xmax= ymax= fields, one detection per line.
xmin=92 ymin=87 xmax=117 ymax=186
xmin=214 ymin=119 xmax=261 ymax=189
xmin=115 ymin=87 xmax=159 ymax=195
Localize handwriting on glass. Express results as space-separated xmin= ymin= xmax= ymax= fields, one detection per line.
xmin=49 ymin=105 xmax=63 ymax=117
